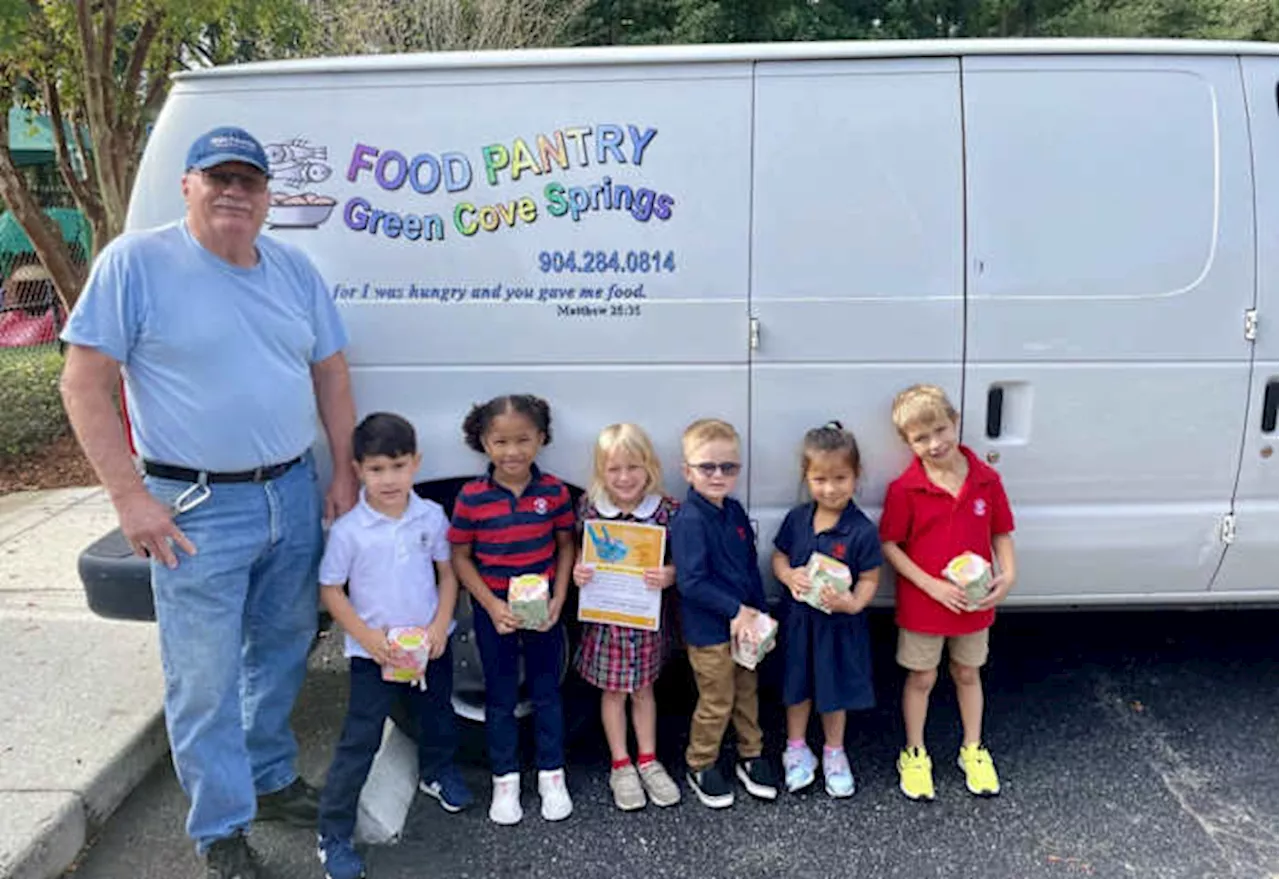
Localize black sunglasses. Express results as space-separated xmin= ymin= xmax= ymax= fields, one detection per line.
xmin=199 ymin=169 xmax=269 ymax=193
xmin=689 ymin=461 xmax=742 ymax=477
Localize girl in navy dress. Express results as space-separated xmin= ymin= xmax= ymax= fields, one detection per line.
xmin=771 ymin=421 xmax=882 ymax=798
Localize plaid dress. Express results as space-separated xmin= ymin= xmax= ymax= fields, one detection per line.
xmin=574 ymin=493 xmax=678 ymax=692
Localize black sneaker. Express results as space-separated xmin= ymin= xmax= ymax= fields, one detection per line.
xmin=686 ymin=764 xmax=735 ymax=809
xmin=255 ymin=777 xmax=320 ymax=828
xmin=206 ymin=833 xmax=259 ymax=879
xmin=736 ymin=757 xmax=779 ymax=801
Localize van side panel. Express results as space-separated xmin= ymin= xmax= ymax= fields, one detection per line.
xmin=749 ymin=59 xmax=964 ymax=589
xmin=134 ymin=65 xmax=755 ymax=492
xmin=960 ymin=55 xmax=1256 ymax=600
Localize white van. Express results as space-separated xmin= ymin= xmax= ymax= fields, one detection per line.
xmin=81 ymin=37 xmax=1278 ymax=711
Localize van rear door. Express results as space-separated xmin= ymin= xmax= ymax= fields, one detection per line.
xmin=1212 ymin=55 xmax=1279 ymax=597
xmin=959 ymin=54 xmax=1256 ymax=601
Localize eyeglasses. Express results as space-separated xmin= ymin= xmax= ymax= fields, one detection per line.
xmin=689 ymin=461 xmax=742 ymax=477
xmin=200 ymin=169 xmax=269 ymax=193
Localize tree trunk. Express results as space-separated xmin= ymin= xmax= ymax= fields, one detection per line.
xmin=0 ymin=114 xmax=87 ymax=313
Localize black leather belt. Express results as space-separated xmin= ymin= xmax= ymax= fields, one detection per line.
xmin=143 ymin=456 xmax=301 ymax=484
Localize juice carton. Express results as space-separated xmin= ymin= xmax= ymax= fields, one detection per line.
xmin=804 ymin=552 xmax=853 ymax=614
xmin=382 ymin=626 xmax=429 ymax=683
xmin=732 ymin=612 xmax=778 ymax=670
xmin=509 ymin=573 xmax=550 ymax=629
xmin=944 ymin=552 xmax=993 ymax=611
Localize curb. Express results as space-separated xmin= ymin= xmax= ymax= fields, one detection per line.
xmin=4 ymin=713 xmax=169 ymax=879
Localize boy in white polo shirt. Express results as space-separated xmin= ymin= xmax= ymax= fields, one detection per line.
xmin=316 ymin=413 xmax=472 ymax=879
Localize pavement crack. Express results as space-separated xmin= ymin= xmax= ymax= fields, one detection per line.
xmin=1095 ymin=674 xmax=1278 ymax=879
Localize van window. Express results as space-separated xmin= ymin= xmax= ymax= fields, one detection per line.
xmin=965 ymin=69 xmax=1217 ymax=301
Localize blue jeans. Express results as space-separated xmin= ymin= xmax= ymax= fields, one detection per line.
xmin=472 ymin=601 xmax=564 ymax=775
xmin=318 ymin=652 xmax=458 ymax=840
xmin=146 ymin=456 xmax=321 ymax=853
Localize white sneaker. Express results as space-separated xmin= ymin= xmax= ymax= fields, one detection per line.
xmin=537 ymin=768 xmax=573 ymax=821
xmin=488 ymin=772 xmax=522 ymax=825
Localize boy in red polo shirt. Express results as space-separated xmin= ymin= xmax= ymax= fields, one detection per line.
xmin=879 ymin=384 xmax=1017 ymax=802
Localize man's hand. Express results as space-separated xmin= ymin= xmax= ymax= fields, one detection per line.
xmin=325 ymin=467 xmax=359 ymax=525
xmin=923 ymin=576 xmax=967 ymax=614
xmin=642 ymin=565 xmax=676 ymax=590
xmin=117 ymin=489 xmax=196 ymax=569
xmin=425 ymin=619 xmax=450 ymax=660
xmin=573 ymin=563 xmax=595 ymax=587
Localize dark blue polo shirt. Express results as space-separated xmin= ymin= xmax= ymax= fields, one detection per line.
xmin=447 ymin=463 xmax=575 ymax=593
xmin=671 ymin=488 xmax=766 ymax=647
xmin=773 ymin=501 xmax=883 ymax=581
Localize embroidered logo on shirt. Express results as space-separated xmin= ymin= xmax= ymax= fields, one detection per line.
xmin=832 ymin=543 xmax=847 ymax=560
xmin=737 ymin=526 xmax=746 ymax=540
xmin=534 ymin=497 xmax=549 ymax=515
xmin=974 ymin=499 xmax=987 ymax=517
xmin=419 ymin=532 xmax=432 ymax=552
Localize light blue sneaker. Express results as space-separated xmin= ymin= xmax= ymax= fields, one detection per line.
xmin=783 ymin=744 xmax=817 ymax=793
xmin=823 ymin=749 xmax=855 ymax=798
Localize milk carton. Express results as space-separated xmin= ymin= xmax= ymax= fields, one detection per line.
xmin=509 ymin=573 xmax=550 ymax=629
xmin=732 ymin=613 xmax=778 ymax=670
xmin=804 ymin=552 xmax=853 ymax=614
xmin=382 ymin=626 xmax=430 ymax=683
xmin=944 ymin=552 xmax=993 ymax=611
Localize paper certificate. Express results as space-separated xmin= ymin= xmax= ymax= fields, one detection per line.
xmin=577 ymin=519 xmax=666 ymax=631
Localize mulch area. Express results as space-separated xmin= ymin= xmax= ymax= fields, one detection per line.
xmin=0 ymin=431 xmax=99 ymax=494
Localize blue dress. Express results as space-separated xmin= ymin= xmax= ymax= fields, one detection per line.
xmin=774 ymin=501 xmax=883 ymax=713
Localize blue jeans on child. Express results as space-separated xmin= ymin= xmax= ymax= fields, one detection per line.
xmin=146 ymin=457 xmax=321 ymax=853
xmin=319 ymin=651 xmax=459 ymax=840
xmin=471 ymin=602 xmax=565 ymax=775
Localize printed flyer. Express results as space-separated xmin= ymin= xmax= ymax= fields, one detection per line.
xmin=577 ymin=520 xmax=666 ymax=631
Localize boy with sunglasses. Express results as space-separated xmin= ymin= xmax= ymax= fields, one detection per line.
xmin=670 ymin=419 xmax=778 ymax=808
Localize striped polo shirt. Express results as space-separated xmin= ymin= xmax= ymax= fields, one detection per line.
xmin=447 ymin=463 xmax=576 ymax=593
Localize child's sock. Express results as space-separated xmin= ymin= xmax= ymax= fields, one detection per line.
xmin=611 ymin=757 xmax=632 ymax=770
xmin=637 ymin=753 xmax=656 ymax=768
xmin=787 ymin=738 xmax=807 ymax=752
xmin=823 ymin=745 xmax=844 ymax=758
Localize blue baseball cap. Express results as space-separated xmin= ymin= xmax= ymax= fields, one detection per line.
xmin=185 ymin=126 xmax=270 ymax=176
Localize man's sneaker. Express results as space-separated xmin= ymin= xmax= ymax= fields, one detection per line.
xmin=958 ymin=743 xmax=1001 ymax=796
xmin=783 ymin=745 xmax=818 ymax=793
xmin=419 ymin=764 xmax=475 ymax=813
xmin=489 ymin=772 xmax=523 ymax=825
xmin=316 ymin=834 xmax=365 ymax=879
xmin=897 ymin=746 xmax=936 ymax=801
xmin=637 ymin=760 xmax=682 ymax=807
xmin=255 ymin=777 xmax=319 ymax=828
xmin=735 ymin=757 xmax=779 ymax=801
xmin=206 ymin=833 xmax=259 ymax=879
xmin=687 ymin=764 xmax=734 ymax=809
xmin=538 ymin=768 xmax=574 ymax=821
xmin=822 ymin=749 xmax=855 ymax=799
xmin=609 ymin=763 xmax=647 ymax=811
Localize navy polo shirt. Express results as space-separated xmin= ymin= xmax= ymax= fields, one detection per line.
xmin=773 ymin=501 xmax=884 ymax=586
xmin=671 ymin=488 xmax=767 ymax=647
xmin=447 ymin=463 xmax=575 ymax=593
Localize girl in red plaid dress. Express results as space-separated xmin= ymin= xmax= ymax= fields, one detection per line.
xmin=572 ymin=423 xmax=683 ymax=811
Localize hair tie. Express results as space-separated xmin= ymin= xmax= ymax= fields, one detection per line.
xmin=824 ymin=420 xmax=844 ymax=431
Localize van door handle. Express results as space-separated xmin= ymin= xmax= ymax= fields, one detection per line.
xmin=985 ymin=386 xmax=1005 ymax=439
xmin=1263 ymin=378 xmax=1278 ymax=433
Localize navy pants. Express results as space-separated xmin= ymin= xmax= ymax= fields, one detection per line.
xmin=318 ymin=650 xmax=457 ymax=840
xmin=472 ymin=603 xmax=565 ymax=775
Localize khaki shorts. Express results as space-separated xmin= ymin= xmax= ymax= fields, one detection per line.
xmin=897 ymin=627 xmax=990 ymax=671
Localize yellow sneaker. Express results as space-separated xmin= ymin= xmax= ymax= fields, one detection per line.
xmin=897 ymin=746 xmax=935 ymax=801
xmin=958 ymin=743 xmax=1000 ymax=796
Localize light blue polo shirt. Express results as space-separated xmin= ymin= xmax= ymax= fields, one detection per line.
xmin=61 ymin=221 xmax=347 ymax=471
xmin=319 ymin=492 xmax=455 ymax=659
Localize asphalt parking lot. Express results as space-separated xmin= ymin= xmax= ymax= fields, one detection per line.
xmin=65 ymin=608 xmax=1278 ymax=879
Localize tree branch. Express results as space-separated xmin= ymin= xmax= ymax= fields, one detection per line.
xmin=42 ymin=75 xmax=100 ymax=218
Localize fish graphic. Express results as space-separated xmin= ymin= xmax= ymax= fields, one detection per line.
xmin=587 ymin=525 xmax=629 ymax=564
xmin=266 ymin=138 xmax=333 ymax=190
xmin=265 ymin=139 xmax=327 ymax=165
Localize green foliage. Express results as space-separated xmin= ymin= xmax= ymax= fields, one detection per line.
xmin=0 ymin=347 xmax=67 ymax=463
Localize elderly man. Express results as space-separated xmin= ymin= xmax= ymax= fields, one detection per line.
xmin=60 ymin=126 xmax=357 ymax=878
